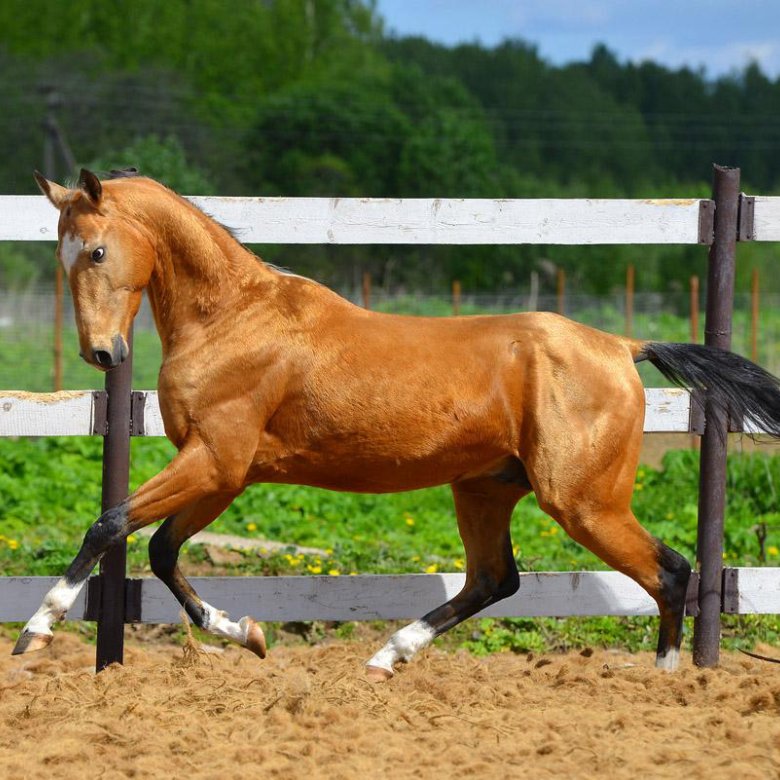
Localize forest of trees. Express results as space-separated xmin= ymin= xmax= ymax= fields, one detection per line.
xmin=1 ymin=0 xmax=779 ymax=295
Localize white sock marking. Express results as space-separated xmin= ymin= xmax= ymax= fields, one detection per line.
xmin=655 ymin=647 xmax=680 ymax=672
xmin=366 ymin=620 xmax=436 ymax=673
xmin=24 ymin=578 xmax=84 ymax=636
xmin=201 ymin=601 xmax=252 ymax=645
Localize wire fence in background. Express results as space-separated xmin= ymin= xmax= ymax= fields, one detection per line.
xmin=1 ymin=284 xmax=779 ymax=391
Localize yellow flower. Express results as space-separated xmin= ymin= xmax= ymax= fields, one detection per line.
xmin=424 ymin=563 xmax=438 ymax=574
xmin=126 ymin=534 xmax=137 ymax=545
xmin=349 ymin=571 xmax=358 ymax=576
xmin=328 ymin=569 xmax=340 ymax=576
xmin=635 ymin=483 xmax=644 ymax=491
xmin=768 ymin=546 xmax=779 ymax=557
xmin=307 ymin=564 xmax=322 ymax=574
xmin=7 ymin=539 xmax=19 ymax=550
xmin=453 ymin=558 xmax=464 ymax=571
xmin=246 ymin=522 xmax=257 ymax=532
xmin=405 ymin=517 xmax=415 ymax=527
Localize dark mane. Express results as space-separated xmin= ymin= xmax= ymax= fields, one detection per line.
xmin=107 ymin=167 xmax=140 ymax=179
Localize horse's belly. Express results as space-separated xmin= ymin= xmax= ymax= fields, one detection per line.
xmin=250 ymin=423 xmax=514 ymax=493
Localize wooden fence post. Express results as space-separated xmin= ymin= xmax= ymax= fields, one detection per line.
xmin=95 ymin=326 xmax=134 ymax=671
xmin=693 ymin=165 xmax=740 ymax=668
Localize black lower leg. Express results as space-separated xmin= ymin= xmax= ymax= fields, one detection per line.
xmin=422 ymin=533 xmax=519 ymax=636
xmin=654 ymin=539 xmax=692 ymax=659
xmin=63 ymin=501 xmax=130 ymax=585
xmin=149 ymin=516 xmax=207 ymax=628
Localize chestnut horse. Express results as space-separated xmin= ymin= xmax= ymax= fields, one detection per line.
xmin=15 ymin=170 xmax=780 ymax=679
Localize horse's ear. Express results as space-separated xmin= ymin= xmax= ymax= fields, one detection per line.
xmin=78 ymin=168 xmax=102 ymax=205
xmin=33 ymin=170 xmax=70 ymax=209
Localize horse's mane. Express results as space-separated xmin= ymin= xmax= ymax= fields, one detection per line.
xmin=98 ymin=168 xmax=312 ymax=310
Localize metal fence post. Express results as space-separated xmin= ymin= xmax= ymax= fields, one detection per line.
xmin=95 ymin=326 xmax=134 ymax=671
xmin=693 ymin=165 xmax=740 ymax=667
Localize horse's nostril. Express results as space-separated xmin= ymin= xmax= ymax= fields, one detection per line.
xmin=92 ymin=349 xmax=113 ymax=367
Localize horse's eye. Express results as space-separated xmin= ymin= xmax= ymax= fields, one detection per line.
xmin=91 ymin=247 xmax=106 ymax=263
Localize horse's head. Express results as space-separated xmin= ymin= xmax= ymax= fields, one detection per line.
xmin=35 ymin=169 xmax=156 ymax=370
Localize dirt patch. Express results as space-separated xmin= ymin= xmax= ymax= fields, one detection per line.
xmin=2 ymin=632 xmax=779 ymax=779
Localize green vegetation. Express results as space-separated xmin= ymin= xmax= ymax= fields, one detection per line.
xmin=2 ymin=1 xmax=780 ymax=294
xmin=2 ymin=296 xmax=779 ymax=392
xmin=2 ymin=2 xmax=780 ymax=656
xmin=1 ymin=437 xmax=779 ymax=653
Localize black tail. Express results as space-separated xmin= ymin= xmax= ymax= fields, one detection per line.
xmin=637 ymin=342 xmax=780 ymax=438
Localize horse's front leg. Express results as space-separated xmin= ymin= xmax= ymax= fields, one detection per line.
xmin=147 ymin=495 xmax=266 ymax=658
xmin=12 ymin=440 xmax=245 ymax=655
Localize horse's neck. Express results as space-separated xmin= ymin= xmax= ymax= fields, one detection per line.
xmin=140 ymin=196 xmax=275 ymax=352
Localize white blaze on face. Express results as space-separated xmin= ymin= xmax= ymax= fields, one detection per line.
xmin=59 ymin=232 xmax=84 ymax=277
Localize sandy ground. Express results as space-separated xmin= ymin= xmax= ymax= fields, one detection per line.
xmin=1 ymin=631 xmax=779 ymax=780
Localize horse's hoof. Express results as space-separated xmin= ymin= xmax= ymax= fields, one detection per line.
xmin=241 ymin=617 xmax=266 ymax=659
xmin=12 ymin=630 xmax=53 ymax=655
xmin=365 ymin=665 xmax=393 ymax=683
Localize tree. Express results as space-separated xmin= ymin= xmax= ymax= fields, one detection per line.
xmin=86 ymin=135 xmax=215 ymax=194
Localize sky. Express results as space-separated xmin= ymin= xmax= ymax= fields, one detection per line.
xmin=375 ymin=0 xmax=780 ymax=79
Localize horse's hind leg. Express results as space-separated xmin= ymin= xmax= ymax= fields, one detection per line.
xmin=532 ymin=460 xmax=691 ymax=670
xmin=366 ymin=477 xmax=526 ymax=680
xmin=148 ymin=494 xmax=266 ymax=658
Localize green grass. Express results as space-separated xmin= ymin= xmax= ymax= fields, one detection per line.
xmin=1 ymin=437 xmax=780 ymax=654
xmin=1 ymin=299 xmax=779 ymax=392
xmin=3 ymin=296 xmax=780 ymax=654
xmin=2 ymin=440 xmax=778 ymax=576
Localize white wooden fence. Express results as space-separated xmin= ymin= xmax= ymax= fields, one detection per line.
xmin=1 ymin=192 xmax=778 ymax=627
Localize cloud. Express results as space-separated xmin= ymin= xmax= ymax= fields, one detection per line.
xmin=635 ymin=39 xmax=780 ymax=76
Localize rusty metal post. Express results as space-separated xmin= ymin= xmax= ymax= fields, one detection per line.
xmin=42 ymin=87 xmax=63 ymax=391
xmin=693 ymin=165 xmax=740 ymax=668
xmin=690 ymin=275 xmax=700 ymax=343
xmin=751 ymin=268 xmax=759 ymax=363
xmin=556 ymin=268 xmax=566 ymax=315
xmin=95 ymin=326 xmax=134 ymax=671
xmin=625 ymin=264 xmax=634 ymax=337
xmin=452 ymin=280 xmax=461 ymax=316
xmin=362 ymin=272 xmax=371 ymax=310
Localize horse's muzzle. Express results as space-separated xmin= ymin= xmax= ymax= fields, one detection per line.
xmin=90 ymin=335 xmax=128 ymax=370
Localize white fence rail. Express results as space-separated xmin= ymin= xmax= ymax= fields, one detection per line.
xmin=0 ymin=195 xmax=711 ymax=244
xmin=2 ymin=192 xmax=779 ymax=635
xmin=0 ymin=387 xmax=695 ymax=437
